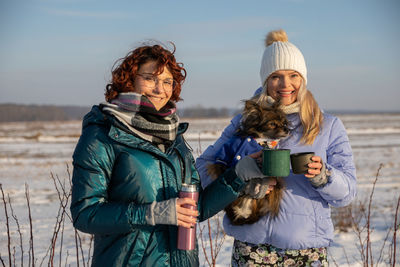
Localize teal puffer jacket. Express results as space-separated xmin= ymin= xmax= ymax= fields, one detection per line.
xmin=70 ymin=106 xmax=245 ymax=267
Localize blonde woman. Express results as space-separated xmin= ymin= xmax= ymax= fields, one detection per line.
xmin=196 ymin=30 xmax=356 ymax=266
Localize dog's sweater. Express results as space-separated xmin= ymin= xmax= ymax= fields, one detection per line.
xmin=215 ymin=135 xmax=262 ymax=167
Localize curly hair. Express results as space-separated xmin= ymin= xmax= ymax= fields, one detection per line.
xmin=105 ymin=42 xmax=187 ymax=102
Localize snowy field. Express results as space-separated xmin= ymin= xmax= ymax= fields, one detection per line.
xmin=1 ymin=113 xmax=400 ymax=266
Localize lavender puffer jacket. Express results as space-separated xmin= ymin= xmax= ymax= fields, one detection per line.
xmin=196 ymin=108 xmax=357 ymax=249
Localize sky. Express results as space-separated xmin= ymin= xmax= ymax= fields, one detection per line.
xmin=1 ymin=0 xmax=399 ymax=112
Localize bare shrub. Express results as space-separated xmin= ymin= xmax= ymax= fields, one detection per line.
xmin=198 ymin=212 xmax=227 ymax=267
xmin=195 ymin=137 xmax=228 ymax=267
xmin=332 ymin=195 xmax=367 ymax=233
xmin=0 ymin=166 xmax=93 ymax=266
xmin=330 ymin=164 xmax=399 ymax=266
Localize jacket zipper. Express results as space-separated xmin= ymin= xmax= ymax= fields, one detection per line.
xmin=175 ymin=148 xmax=186 ymax=185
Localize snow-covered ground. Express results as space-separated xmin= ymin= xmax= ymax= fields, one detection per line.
xmin=1 ymin=113 xmax=400 ymax=266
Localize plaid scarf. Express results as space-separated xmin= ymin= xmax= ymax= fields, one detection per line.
xmin=100 ymin=93 xmax=179 ymax=144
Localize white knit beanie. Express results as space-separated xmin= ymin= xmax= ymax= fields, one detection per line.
xmin=259 ymin=29 xmax=307 ymax=87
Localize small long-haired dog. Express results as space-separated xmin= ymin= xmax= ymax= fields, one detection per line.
xmin=207 ymin=99 xmax=290 ymax=225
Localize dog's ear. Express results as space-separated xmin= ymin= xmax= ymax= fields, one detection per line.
xmin=244 ymin=99 xmax=263 ymax=118
xmin=241 ymin=101 xmax=261 ymax=135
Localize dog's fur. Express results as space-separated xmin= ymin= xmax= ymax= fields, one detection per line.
xmin=207 ymin=99 xmax=289 ymax=225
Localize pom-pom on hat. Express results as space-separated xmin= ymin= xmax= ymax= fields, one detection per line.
xmin=259 ymin=29 xmax=307 ymax=87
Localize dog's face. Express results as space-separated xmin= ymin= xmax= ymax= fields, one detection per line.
xmin=240 ymin=99 xmax=290 ymax=140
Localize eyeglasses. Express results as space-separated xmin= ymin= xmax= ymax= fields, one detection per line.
xmin=136 ymin=73 xmax=175 ymax=91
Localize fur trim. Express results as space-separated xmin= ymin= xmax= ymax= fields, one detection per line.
xmin=265 ymin=29 xmax=288 ymax=46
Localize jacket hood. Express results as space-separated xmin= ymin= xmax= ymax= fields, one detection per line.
xmin=82 ymin=105 xmax=108 ymax=129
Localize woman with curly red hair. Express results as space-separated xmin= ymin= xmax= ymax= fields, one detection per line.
xmin=70 ymin=43 xmax=252 ymax=266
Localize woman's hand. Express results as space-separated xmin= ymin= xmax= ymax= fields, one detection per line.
xmin=305 ymin=156 xmax=323 ymax=178
xmin=249 ymin=150 xmax=263 ymax=159
xmin=176 ymin=198 xmax=198 ymax=229
xmin=265 ymin=177 xmax=277 ymax=194
xmin=249 ymin=150 xmax=263 ymax=168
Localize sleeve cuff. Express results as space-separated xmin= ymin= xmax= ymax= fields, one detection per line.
xmin=223 ymin=168 xmax=246 ymax=193
xmin=145 ymin=198 xmax=178 ymax=226
xmin=309 ymin=162 xmax=330 ymax=188
xmin=234 ymin=156 xmax=266 ymax=182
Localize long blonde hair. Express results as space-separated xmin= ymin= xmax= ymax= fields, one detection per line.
xmin=257 ymin=79 xmax=323 ymax=145
xmin=297 ymin=83 xmax=323 ymax=144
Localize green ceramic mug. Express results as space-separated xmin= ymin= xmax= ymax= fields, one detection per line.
xmin=262 ymin=149 xmax=291 ymax=177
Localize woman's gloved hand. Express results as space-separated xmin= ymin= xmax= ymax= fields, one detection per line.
xmin=145 ymin=198 xmax=198 ymax=228
xmin=234 ymin=151 xmax=264 ymax=182
xmin=305 ymin=156 xmax=329 ymax=188
xmin=145 ymin=198 xmax=179 ymax=226
xmin=235 ymin=151 xmax=277 ymax=198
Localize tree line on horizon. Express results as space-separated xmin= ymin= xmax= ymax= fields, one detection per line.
xmin=0 ymin=103 xmax=240 ymax=122
xmin=1 ymin=103 xmax=397 ymax=123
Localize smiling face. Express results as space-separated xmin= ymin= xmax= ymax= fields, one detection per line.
xmin=266 ymin=70 xmax=303 ymax=106
xmin=133 ymin=61 xmax=173 ymax=110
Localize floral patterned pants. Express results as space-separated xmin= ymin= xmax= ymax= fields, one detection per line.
xmin=231 ymin=239 xmax=328 ymax=267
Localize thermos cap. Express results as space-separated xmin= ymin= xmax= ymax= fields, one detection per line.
xmin=180 ymin=183 xmax=198 ymax=192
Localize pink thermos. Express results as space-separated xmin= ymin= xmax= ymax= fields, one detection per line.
xmin=177 ymin=183 xmax=199 ymax=250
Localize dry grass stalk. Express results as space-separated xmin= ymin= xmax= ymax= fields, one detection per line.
xmin=365 ymin=164 xmax=383 ymax=267
xmin=195 ymin=137 xmax=228 ymax=266
xmin=0 ymin=184 xmax=11 ymax=267
xmin=49 ymin=172 xmax=71 ymax=266
xmin=198 ymin=213 xmax=227 ymax=267
xmin=86 ymin=235 xmax=94 ymax=267
xmin=8 ymin=194 xmax=24 ymax=267
xmin=25 ymin=184 xmax=35 ymax=267
xmin=74 ymin=230 xmax=80 ymax=267
xmin=198 ymin=223 xmax=211 ymax=266
xmin=0 ymin=255 xmax=6 ymax=267
xmin=392 ymin=194 xmax=399 ymax=267
xmin=0 ymin=166 xmax=93 ymax=266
